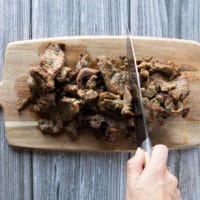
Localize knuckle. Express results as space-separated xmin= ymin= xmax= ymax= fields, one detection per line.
xmin=153 ymin=164 xmax=166 ymax=175
xmin=176 ymin=189 xmax=182 ymax=199
xmin=170 ymin=174 xmax=178 ymax=186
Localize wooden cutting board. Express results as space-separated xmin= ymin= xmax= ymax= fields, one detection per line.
xmin=0 ymin=36 xmax=200 ymax=152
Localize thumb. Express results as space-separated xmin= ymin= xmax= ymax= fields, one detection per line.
xmin=126 ymin=147 xmax=145 ymax=181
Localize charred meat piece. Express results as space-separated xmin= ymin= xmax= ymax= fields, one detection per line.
xmin=38 ymin=112 xmax=63 ymax=134
xmin=56 ymin=66 xmax=72 ymax=82
xmin=98 ymin=92 xmax=123 ymax=114
xmin=85 ymin=115 xmax=129 ymax=142
xmin=77 ymin=89 xmax=98 ymax=104
xmin=151 ymin=60 xmax=180 ymax=79
xmin=40 ymin=43 xmax=65 ymax=77
xmin=76 ymin=54 xmax=90 ymax=71
xmin=33 ymin=93 xmax=56 ymax=113
xmin=140 ymin=69 xmax=149 ymax=80
xmin=16 ymin=97 xmax=29 ymax=111
xmin=63 ymin=84 xmax=78 ymax=97
xmin=121 ymin=85 xmax=134 ymax=116
xmin=76 ymin=68 xmax=100 ymax=89
xmin=98 ymin=91 xmax=120 ymax=100
xmin=159 ymin=81 xmax=176 ymax=92
xmin=138 ymin=61 xmax=153 ymax=71
xmin=116 ymin=56 xmax=127 ymax=70
xmin=103 ymin=117 xmax=130 ymax=142
xmin=58 ymin=96 xmax=82 ymax=121
xmin=98 ymin=56 xmax=128 ymax=96
xmin=65 ymin=121 xmax=79 ymax=139
xmin=29 ymin=65 xmax=55 ymax=92
xmin=97 ymin=56 xmax=116 ymax=88
xmin=110 ymin=72 xmax=128 ymax=96
xmin=141 ymin=85 xmax=157 ymax=99
xmin=86 ymin=75 xmax=98 ymax=89
xmin=18 ymin=43 xmax=190 ymax=141
xmin=86 ymin=114 xmax=106 ymax=130
xmin=169 ymin=76 xmax=190 ymax=101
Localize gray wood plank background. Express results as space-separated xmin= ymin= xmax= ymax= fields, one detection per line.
xmin=0 ymin=0 xmax=200 ymax=199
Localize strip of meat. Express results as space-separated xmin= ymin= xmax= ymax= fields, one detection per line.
xmin=33 ymin=93 xmax=56 ymax=113
xmin=65 ymin=121 xmax=79 ymax=139
xmin=76 ymin=54 xmax=90 ymax=71
xmin=38 ymin=111 xmax=63 ymax=134
xmin=98 ymin=56 xmax=128 ymax=96
xmin=98 ymin=92 xmax=123 ymax=114
xmin=18 ymin=44 xmax=190 ymax=142
xmin=40 ymin=43 xmax=65 ymax=77
xmin=170 ymin=76 xmax=190 ymax=101
xmin=76 ymin=68 xmax=99 ymax=89
xmin=29 ymin=64 xmax=55 ymax=92
xmin=57 ymin=96 xmax=83 ymax=123
xmin=56 ymin=66 xmax=72 ymax=82
xmin=151 ymin=60 xmax=180 ymax=79
xmin=77 ymin=89 xmax=98 ymax=104
xmin=121 ymin=85 xmax=134 ymax=116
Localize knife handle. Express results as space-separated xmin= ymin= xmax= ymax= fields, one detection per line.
xmin=141 ymin=137 xmax=152 ymax=167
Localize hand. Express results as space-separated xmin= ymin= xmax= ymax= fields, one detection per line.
xmin=125 ymin=145 xmax=181 ymax=200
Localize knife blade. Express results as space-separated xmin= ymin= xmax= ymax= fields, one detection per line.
xmin=126 ymin=33 xmax=152 ymax=157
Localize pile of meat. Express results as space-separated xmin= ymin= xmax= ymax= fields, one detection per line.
xmin=17 ymin=43 xmax=190 ymax=142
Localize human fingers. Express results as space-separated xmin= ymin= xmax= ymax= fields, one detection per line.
xmin=126 ymin=147 xmax=145 ymax=180
xmin=170 ymin=188 xmax=182 ymax=200
xmin=175 ymin=189 xmax=182 ymax=200
xmin=168 ymin=173 xmax=178 ymax=187
xmin=148 ymin=144 xmax=168 ymax=171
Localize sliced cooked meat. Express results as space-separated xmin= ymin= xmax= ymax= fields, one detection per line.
xmin=86 ymin=75 xmax=98 ymax=89
xmin=58 ymin=96 xmax=82 ymax=122
xmin=98 ymin=99 xmax=123 ymax=114
xmin=63 ymin=84 xmax=78 ymax=96
xmin=56 ymin=66 xmax=72 ymax=82
xmin=40 ymin=43 xmax=65 ymax=77
xmin=159 ymin=81 xmax=176 ymax=92
xmin=29 ymin=64 xmax=55 ymax=92
xmin=18 ymin=43 xmax=190 ymax=142
xmin=65 ymin=121 xmax=79 ymax=139
xmin=151 ymin=60 xmax=180 ymax=79
xmin=38 ymin=111 xmax=63 ymax=134
xmin=98 ymin=56 xmax=128 ymax=96
xmin=76 ymin=68 xmax=99 ymax=89
xmin=140 ymin=69 xmax=149 ymax=80
xmin=97 ymin=56 xmax=117 ymax=90
xmin=76 ymin=54 xmax=90 ymax=71
xmin=33 ymin=93 xmax=56 ymax=113
xmin=77 ymin=89 xmax=98 ymax=103
xmin=98 ymin=92 xmax=123 ymax=114
xmin=121 ymin=85 xmax=134 ymax=116
xmin=86 ymin=114 xmax=106 ymax=130
xmin=98 ymin=91 xmax=120 ymax=100
xmin=142 ymin=85 xmax=157 ymax=99
xmin=138 ymin=61 xmax=153 ymax=71
xmin=16 ymin=97 xmax=29 ymax=111
xmin=109 ymin=72 xmax=127 ymax=96
xmin=170 ymin=76 xmax=190 ymax=101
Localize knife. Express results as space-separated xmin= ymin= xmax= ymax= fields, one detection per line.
xmin=126 ymin=32 xmax=152 ymax=161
